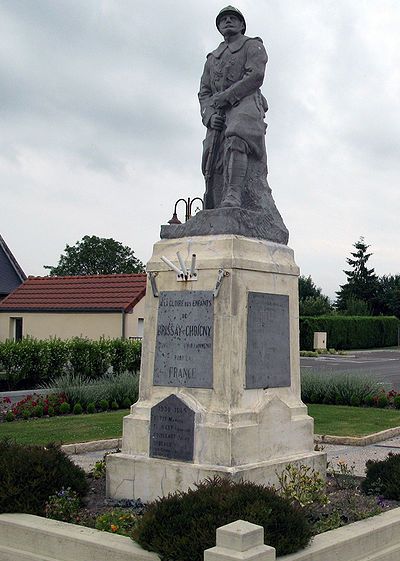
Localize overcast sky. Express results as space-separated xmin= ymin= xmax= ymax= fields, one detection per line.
xmin=1 ymin=0 xmax=399 ymax=298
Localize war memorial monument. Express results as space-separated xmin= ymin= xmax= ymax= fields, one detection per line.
xmin=107 ymin=6 xmax=326 ymax=502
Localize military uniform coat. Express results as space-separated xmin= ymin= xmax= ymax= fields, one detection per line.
xmin=198 ymin=34 xmax=269 ymax=167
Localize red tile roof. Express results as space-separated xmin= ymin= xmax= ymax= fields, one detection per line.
xmin=0 ymin=274 xmax=147 ymax=312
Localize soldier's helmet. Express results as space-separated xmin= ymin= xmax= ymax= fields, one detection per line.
xmin=216 ymin=6 xmax=246 ymax=34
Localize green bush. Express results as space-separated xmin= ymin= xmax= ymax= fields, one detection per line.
xmin=362 ymin=453 xmax=400 ymax=499
xmin=5 ymin=411 xmax=15 ymax=422
xmin=73 ymin=403 xmax=83 ymax=415
xmin=300 ymin=316 xmax=400 ymax=351
xmin=377 ymin=394 xmax=389 ymax=408
xmin=132 ymin=477 xmax=312 ymax=559
xmin=0 ymin=337 xmax=142 ymax=390
xmin=33 ymin=404 xmax=44 ymax=418
xmin=86 ymin=402 xmax=96 ymax=414
xmin=99 ymin=399 xmax=109 ymax=411
xmin=394 ymin=396 xmax=400 ymax=410
xmin=122 ymin=397 xmax=132 ymax=408
xmin=111 ymin=400 xmax=119 ymax=410
xmin=0 ymin=439 xmax=88 ymax=515
xmin=59 ymin=402 xmax=71 ymax=415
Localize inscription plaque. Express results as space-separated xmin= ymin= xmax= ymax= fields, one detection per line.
xmin=153 ymin=291 xmax=213 ymax=388
xmin=150 ymin=394 xmax=194 ymax=462
xmin=246 ymin=292 xmax=291 ymax=389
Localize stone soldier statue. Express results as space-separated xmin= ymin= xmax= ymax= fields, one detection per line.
xmin=162 ymin=6 xmax=288 ymax=244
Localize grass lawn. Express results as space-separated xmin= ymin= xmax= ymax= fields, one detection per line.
xmin=0 ymin=410 xmax=128 ymax=446
xmin=2 ymin=405 xmax=400 ymax=445
xmin=308 ymin=404 xmax=400 ymax=437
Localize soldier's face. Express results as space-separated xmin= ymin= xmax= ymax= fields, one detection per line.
xmin=218 ymin=14 xmax=244 ymax=37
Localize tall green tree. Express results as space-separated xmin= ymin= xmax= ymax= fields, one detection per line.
xmin=375 ymin=275 xmax=400 ymax=318
xmin=335 ymin=237 xmax=378 ymax=313
xmin=45 ymin=235 xmax=145 ymax=276
xmin=298 ymin=275 xmax=331 ymax=316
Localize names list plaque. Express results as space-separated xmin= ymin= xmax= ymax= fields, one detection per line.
xmin=150 ymin=394 xmax=194 ymax=462
xmin=153 ymin=291 xmax=213 ymax=388
xmin=246 ymin=292 xmax=291 ymax=389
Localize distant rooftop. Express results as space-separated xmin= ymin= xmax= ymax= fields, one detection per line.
xmin=0 ymin=235 xmax=26 ymax=297
xmin=0 ymin=273 xmax=147 ymax=312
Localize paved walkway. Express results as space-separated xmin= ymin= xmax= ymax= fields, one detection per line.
xmin=70 ymin=435 xmax=400 ymax=478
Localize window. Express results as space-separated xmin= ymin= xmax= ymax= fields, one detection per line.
xmin=10 ymin=317 xmax=23 ymax=341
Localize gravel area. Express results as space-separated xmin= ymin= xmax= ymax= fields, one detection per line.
xmin=70 ymin=437 xmax=400 ymax=478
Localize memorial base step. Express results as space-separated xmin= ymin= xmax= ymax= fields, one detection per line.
xmin=106 ymin=450 xmax=326 ymax=503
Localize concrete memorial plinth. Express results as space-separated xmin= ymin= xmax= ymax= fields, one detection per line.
xmin=106 ymin=234 xmax=326 ymax=502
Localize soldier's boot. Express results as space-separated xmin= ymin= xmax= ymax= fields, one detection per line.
xmin=221 ymin=141 xmax=248 ymax=208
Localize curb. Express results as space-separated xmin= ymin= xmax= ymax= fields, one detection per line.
xmin=61 ymin=438 xmax=122 ymax=455
xmin=315 ymin=425 xmax=400 ymax=447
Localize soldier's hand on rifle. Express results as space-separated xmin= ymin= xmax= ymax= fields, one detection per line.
xmin=212 ymin=91 xmax=229 ymax=109
xmin=210 ymin=113 xmax=225 ymax=130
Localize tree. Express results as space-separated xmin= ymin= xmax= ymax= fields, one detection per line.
xmin=298 ymin=275 xmax=331 ymax=316
xmin=45 ymin=235 xmax=145 ymax=276
xmin=335 ymin=237 xmax=378 ymax=313
xmin=375 ymin=275 xmax=400 ymax=318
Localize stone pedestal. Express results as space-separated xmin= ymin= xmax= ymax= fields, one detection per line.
xmin=107 ymin=235 xmax=326 ymax=502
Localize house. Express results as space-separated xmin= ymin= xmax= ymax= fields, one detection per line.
xmin=0 ymin=235 xmax=26 ymax=302
xmin=0 ymin=273 xmax=147 ymax=341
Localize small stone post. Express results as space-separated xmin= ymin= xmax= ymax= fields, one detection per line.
xmin=204 ymin=520 xmax=276 ymax=561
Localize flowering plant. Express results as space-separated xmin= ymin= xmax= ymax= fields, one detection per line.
xmin=95 ymin=509 xmax=139 ymax=536
xmin=0 ymin=396 xmax=12 ymax=416
xmin=45 ymin=487 xmax=81 ymax=523
xmin=1 ymin=392 xmax=68 ymax=421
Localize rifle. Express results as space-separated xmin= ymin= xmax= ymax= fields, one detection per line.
xmin=204 ymin=109 xmax=224 ymax=209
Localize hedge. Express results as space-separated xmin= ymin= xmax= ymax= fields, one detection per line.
xmin=300 ymin=316 xmax=400 ymax=351
xmin=0 ymin=337 xmax=142 ymax=391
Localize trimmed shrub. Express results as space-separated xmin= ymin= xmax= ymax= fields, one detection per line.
xmin=33 ymin=404 xmax=44 ymax=418
xmin=0 ymin=337 xmax=142 ymax=390
xmin=86 ymin=402 xmax=96 ymax=414
xmin=73 ymin=403 xmax=83 ymax=415
xmin=122 ymin=397 xmax=132 ymax=408
xmin=99 ymin=399 xmax=109 ymax=411
xmin=362 ymin=453 xmax=400 ymax=500
xmin=111 ymin=400 xmax=119 ymax=410
xmin=5 ymin=411 xmax=15 ymax=422
xmin=59 ymin=402 xmax=71 ymax=415
xmin=377 ymin=394 xmax=389 ymax=408
xmin=0 ymin=438 xmax=88 ymax=515
xmin=132 ymin=477 xmax=312 ymax=559
xmin=300 ymin=316 xmax=400 ymax=351
xmin=394 ymin=396 xmax=400 ymax=410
